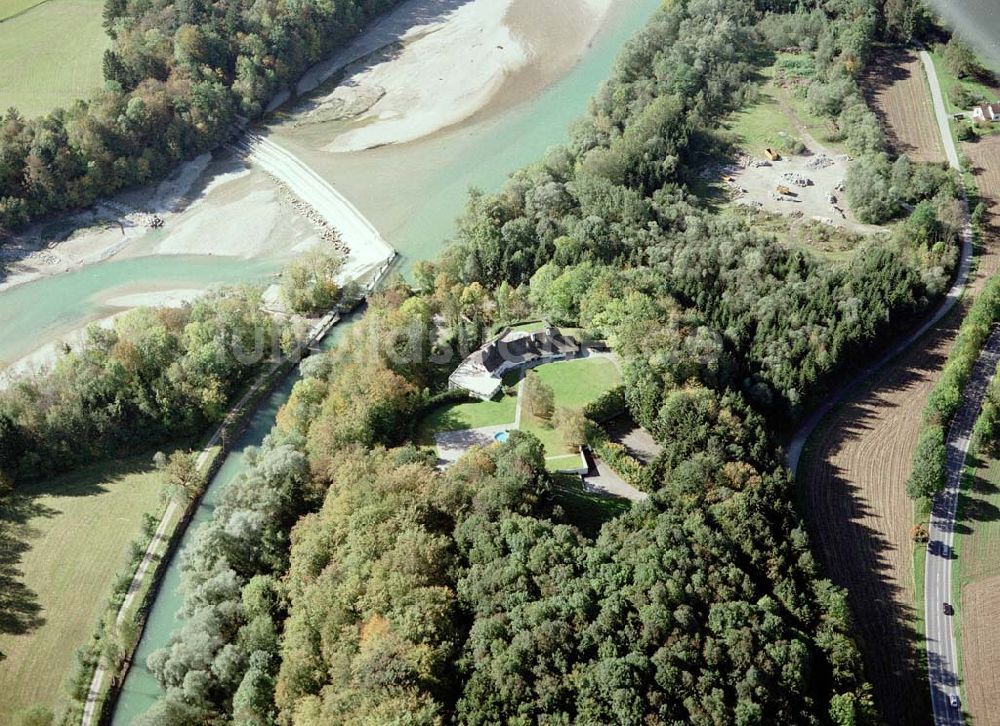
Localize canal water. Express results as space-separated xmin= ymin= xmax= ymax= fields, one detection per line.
xmin=110 ymin=0 xmax=662 ymax=722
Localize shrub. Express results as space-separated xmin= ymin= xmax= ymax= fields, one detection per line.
xmin=582 ymin=385 xmax=626 ymax=423
xmin=906 ymin=423 xmax=946 ymax=499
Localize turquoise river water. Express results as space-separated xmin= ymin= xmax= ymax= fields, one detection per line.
xmin=110 ymin=1 xmax=662 ymax=722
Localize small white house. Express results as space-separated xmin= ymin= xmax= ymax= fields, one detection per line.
xmin=972 ymin=102 xmax=1000 ymax=123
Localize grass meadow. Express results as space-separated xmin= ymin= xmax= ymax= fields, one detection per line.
xmin=0 ymin=0 xmax=108 ymax=117
xmin=0 ymin=454 xmax=166 ymax=723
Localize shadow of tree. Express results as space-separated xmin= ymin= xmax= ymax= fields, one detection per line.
xmin=0 ymin=454 xmax=157 ymax=652
xmin=0 ymin=494 xmax=58 ymax=643
xmin=799 ymin=320 xmax=956 ymax=726
xmin=955 ymin=453 xmax=1000 ymax=537
xmin=862 ymin=48 xmax=926 ymax=160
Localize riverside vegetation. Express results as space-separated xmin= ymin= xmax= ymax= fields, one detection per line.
xmin=84 ymin=2 xmax=967 ymax=725
xmin=0 ymin=0 xmax=408 ymax=234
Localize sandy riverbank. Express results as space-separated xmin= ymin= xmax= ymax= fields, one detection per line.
xmin=287 ymin=0 xmax=613 ymax=152
xmin=0 ymin=0 xmax=621 ymax=378
xmin=0 ymin=154 xmax=325 ymax=295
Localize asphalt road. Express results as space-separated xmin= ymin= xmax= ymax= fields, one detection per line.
xmin=785 ymin=52 xmax=973 ymax=475
xmin=786 ymin=50 xmax=975 ymax=726
xmin=920 ymin=48 xmax=975 ymax=726
xmin=925 ymin=328 xmax=1000 ymax=725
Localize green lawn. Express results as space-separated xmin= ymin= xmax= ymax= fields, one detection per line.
xmin=0 ymin=454 xmax=167 ymax=724
xmin=507 ymin=320 xmax=546 ymax=334
xmin=522 ymin=356 xmax=622 ymax=459
xmin=530 ymin=356 xmax=621 ymax=412
xmin=724 ymin=53 xmax=843 ymax=159
xmin=0 ymin=0 xmax=108 ymax=118
xmin=0 ymin=0 xmax=47 ymax=20
xmin=416 ymin=371 xmax=522 ymax=445
xmin=418 ymin=356 xmax=622 ymax=462
xmin=929 ymin=49 xmax=1000 ymax=115
xmin=727 ymin=91 xmax=799 ymax=157
xmin=550 ymin=473 xmax=630 ymax=538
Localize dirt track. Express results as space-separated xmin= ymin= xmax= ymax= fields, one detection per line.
xmin=864 ymin=49 xmax=946 ymax=163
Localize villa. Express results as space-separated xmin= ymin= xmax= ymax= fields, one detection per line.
xmin=448 ymin=325 xmax=583 ymax=400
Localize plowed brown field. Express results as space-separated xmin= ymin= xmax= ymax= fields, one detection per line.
xmin=800 ymin=227 xmax=1000 ymax=726
xmin=800 ymin=316 xmax=959 ymax=726
xmin=960 ymin=575 xmax=1000 ymax=724
xmin=967 ymin=136 xmax=1000 ymax=244
xmin=799 ymin=58 xmax=1000 ymax=726
xmin=864 ymin=49 xmax=946 ymax=163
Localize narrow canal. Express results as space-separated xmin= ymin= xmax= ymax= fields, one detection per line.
xmin=111 ymin=1 xmax=661 ymax=721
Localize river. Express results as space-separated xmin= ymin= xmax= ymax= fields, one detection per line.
xmin=109 ymin=1 xmax=661 ymax=722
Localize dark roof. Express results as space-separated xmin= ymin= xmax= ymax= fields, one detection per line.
xmin=483 ymin=328 xmax=581 ymax=373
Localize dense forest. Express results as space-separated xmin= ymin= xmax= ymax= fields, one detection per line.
xmin=0 ymin=284 xmax=292 ymax=486
xmin=123 ymin=1 xmax=949 ymax=725
xmin=0 ymin=0 xmax=406 ymax=233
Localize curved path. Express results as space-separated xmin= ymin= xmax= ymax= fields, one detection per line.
xmin=787 ymin=52 xmax=972 ymax=473
xmin=787 ymin=51 xmax=973 ymax=725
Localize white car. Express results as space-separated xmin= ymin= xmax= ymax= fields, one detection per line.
xmin=949 ymin=694 xmax=960 ymax=709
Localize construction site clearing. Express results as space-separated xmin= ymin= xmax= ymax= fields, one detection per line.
xmin=718 ymin=148 xmax=873 ymax=233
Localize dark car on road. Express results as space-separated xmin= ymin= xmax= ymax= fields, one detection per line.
xmin=943 ymin=602 xmax=954 ymax=616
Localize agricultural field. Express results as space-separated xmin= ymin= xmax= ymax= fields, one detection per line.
xmin=798 ymin=317 xmax=963 ymax=725
xmin=965 ymin=136 xmax=1000 ymax=248
xmin=863 ymin=48 xmax=946 ymax=163
xmin=956 ymin=454 xmax=1000 ymax=725
xmin=0 ymin=0 xmax=108 ymax=118
xmin=0 ymin=454 xmax=167 ymax=723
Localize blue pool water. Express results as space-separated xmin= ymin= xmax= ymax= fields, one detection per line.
xmin=495 ymin=431 xmax=510 ymax=443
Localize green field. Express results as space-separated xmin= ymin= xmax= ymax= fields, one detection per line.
xmin=521 ymin=356 xmax=622 ymax=461
xmin=418 ymin=356 xmax=622 ymax=466
xmin=958 ymin=455 xmax=1000 ymax=582
xmin=530 ymin=356 xmax=621 ymax=413
xmin=416 ymin=371 xmax=522 ymax=445
xmin=0 ymin=454 xmax=167 ymax=723
xmin=0 ymin=0 xmax=108 ymax=118
xmin=929 ymin=49 xmax=1000 ymax=115
xmin=725 ymin=53 xmax=843 ymax=158
xmin=550 ymin=473 xmax=630 ymax=537
xmin=0 ymin=0 xmax=48 ymax=20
